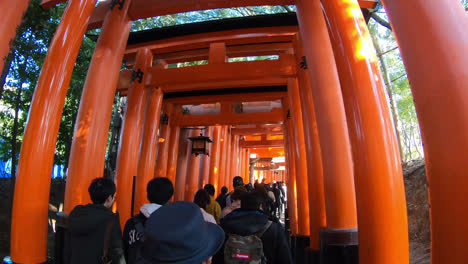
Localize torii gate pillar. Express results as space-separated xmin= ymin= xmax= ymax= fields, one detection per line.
xmin=381 ymin=0 xmax=468 ymax=263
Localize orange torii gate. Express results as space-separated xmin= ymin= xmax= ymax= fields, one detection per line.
xmin=2 ymin=0 xmax=468 ymax=263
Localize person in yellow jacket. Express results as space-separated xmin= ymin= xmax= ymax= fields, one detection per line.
xmin=203 ymin=184 xmax=222 ymax=223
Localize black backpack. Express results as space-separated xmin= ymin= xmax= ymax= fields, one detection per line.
xmin=126 ymin=215 xmax=146 ymax=264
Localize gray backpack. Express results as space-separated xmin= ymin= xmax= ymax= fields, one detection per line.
xmin=224 ymin=221 xmax=272 ymax=264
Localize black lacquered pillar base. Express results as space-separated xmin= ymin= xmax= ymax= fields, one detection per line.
xmin=290 ymin=235 xmax=310 ymax=264
xmin=319 ymin=228 xmax=359 ymax=264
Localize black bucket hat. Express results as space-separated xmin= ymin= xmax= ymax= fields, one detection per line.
xmin=141 ymin=201 xmax=225 ymax=263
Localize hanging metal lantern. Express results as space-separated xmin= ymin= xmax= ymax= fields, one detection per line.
xmin=189 ymin=133 xmax=213 ymax=156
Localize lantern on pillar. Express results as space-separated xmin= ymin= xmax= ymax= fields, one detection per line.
xmin=189 ymin=133 xmax=213 ymax=156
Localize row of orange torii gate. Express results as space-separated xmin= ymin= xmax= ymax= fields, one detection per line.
xmin=1 ymin=0 xmax=468 ymax=263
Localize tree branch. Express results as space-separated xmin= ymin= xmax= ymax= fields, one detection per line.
xmin=378 ymin=46 xmax=398 ymax=56
xmin=371 ymin=12 xmax=392 ymax=31
xmin=282 ymin=5 xmax=294 ymax=13
xmin=391 ymin=73 xmax=407 ymax=83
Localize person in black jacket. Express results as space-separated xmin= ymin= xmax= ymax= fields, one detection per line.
xmin=122 ymin=177 xmax=174 ymax=264
xmin=218 ymin=191 xmax=293 ymax=264
xmin=67 ymin=177 xmax=125 ymax=264
xmin=216 ymin=186 xmax=228 ymax=209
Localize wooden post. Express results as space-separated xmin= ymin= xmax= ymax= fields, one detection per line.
xmin=208 ymin=126 xmax=222 ymax=192
xmin=186 ymin=129 xmax=202 ymax=201
xmin=229 ymin=135 xmax=239 ymax=186
xmin=166 ymin=125 xmax=180 ymax=184
xmin=381 ymin=0 xmax=468 ymax=262
xmin=132 ymin=88 xmax=163 ymax=213
xmin=0 ymin=0 xmax=31 ymax=75
xmin=240 ymin=145 xmax=246 ymax=183
xmin=321 ymin=0 xmax=409 ymax=262
xmin=283 ymin=115 xmax=298 ymax=235
xmin=224 ymin=128 xmax=232 ymax=188
xmin=244 ymin=149 xmax=250 ymax=184
xmin=296 ymin=0 xmax=358 ymax=238
xmin=155 ymin=103 xmax=174 ymax=178
xmin=10 ymin=0 xmax=97 ymax=262
xmin=114 ymin=48 xmax=152 ymax=227
xmin=293 ymin=36 xmax=327 ymax=250
xmin=218 ymin=125 xmax=229 ymax=192
xmin=64 ymin=0 xmax=133 ymax=212
xmin=200 ymin=127 xmax=214 ymax=188
xmin=174 ymin=128 xmax=191 ymax=201
xmin=286 ymin=81 xmax=310 ymax=236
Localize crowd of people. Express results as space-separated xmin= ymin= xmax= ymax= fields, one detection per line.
xmin=65 ymin=176 xmax=292 ymax=264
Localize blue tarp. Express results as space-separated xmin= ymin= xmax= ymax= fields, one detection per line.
xmin=0 ymin=158 xmax=65 ymax=178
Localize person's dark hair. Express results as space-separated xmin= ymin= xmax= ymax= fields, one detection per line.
xmin=254 ymin=183 xmax=270 ymax=201
xmin=233 ymin=176 xmax=244 ymax=188
xmin=203 ymin=184 xmax=215 ymax=196
xmin=88 ymin=177 xmax=116 ymax=204
xmin=241 ymin=191 xmax=263 ymax=211
xmin=231 ymin=187 xmax=247 ymax=201
xmin=245 ymin=183 xmax=253 ymax=192
xmin=194 ymin=189 xmax=211 ymax=210
xmin=221 ymin=186 xmax=228 ymax=194
xmin=147 ymin=177 xmax=174 ymax=204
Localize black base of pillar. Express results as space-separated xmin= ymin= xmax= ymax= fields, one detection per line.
xmin=319 ymin=228 xmax=359 ymax=264
xmin=307 ymin=249 xmax=320 ymax=264
xmin=290 ymin=235 xmax=310 ymax=264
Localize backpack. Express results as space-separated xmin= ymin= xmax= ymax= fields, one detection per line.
xmin=224 ymin=221 xmax=272 ymax=264
xmin=126 ymin=216 xmax=146 ymax=264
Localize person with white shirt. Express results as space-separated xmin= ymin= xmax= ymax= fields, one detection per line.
xmin=122 ymin=177 xmax=174 ymax=263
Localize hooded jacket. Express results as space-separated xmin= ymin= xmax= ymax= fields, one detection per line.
xmin=67 ymin=204 xmax=124 ymax=264
xmin=219 ymin=209 xmax=293 ymax=264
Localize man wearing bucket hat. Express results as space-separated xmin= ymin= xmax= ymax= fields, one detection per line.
xmin=138 ymin=201 xmax=225 ymax=264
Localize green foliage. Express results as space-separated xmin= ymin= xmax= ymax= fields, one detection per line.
xmin=0 ymin=0 xmax=96 ymax=172
xmin=368 ymin=10 xmax=423 ymax=161
xmin=131 ymin=5 xmax=295 ymax=31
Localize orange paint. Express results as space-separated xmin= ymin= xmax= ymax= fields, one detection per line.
xmin=218 ymin=126 xmax=229 ymax=192
xmin=166 ymin=125 xmax=180 ymax=185
xmin=296 ymin=0 xmax=358 ymax=232
xmin=114 ymin=48 xmax=152 ymax=227
xmin=240 ymin=146 xmax=246 ymax=183
xmin=155 ymin=103 xmax=174 ymax=178
xmin=0 ymin=0 xmax=30 ymax=76
xmin=285 ymin=81 xmax=310 ymax=236
xmin=133 ymin=88 xmax=163 ymax=214
xmin=174 ymin=128 xmax=191 ymax=201
xmin=244 ymin=149 xmax=250 ymax=183
xmin=294 ymin=36 xmax=327 ymax=249
xmin=209 ymin=126 xmax=222 ymax=192
xmin=224 ymin=129 xmax=232 ymax=188
xmin=10 ymin=0 xmax=98 ymax=262
xmin=322 ymin=0 xmax=409 ymax=262
xmin=65 ymin=0 xmax=132 ymax=212
xmin=186 ymin=129 xmax=202 ymax=201
xmin=200 ymin=127 xmax=214 ymax=188
xmin=147 ymin=54 xmax=296 ymax=88
xmin=283 ymin=119 xmax=298 ymax=235
xmin=249 ymin=147 xmax=284 ymax=158
xmin=229 ymin=135 xmax=239 ymax=186
xmin=381 ymin=0 xmax=468 ymax=263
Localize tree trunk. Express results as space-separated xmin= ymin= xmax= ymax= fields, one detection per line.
xmin=7 ymin=36 xmax=32 ymax=250
xmin=10 ymin=87 xmax=22 ymax=183
xmin=63 ymin=109 xmax=78 ymax=177
xmin=0 ymin=50 xmax=15 ymax=100
xmin=371 ymin=33 xmax=406 ymax=161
